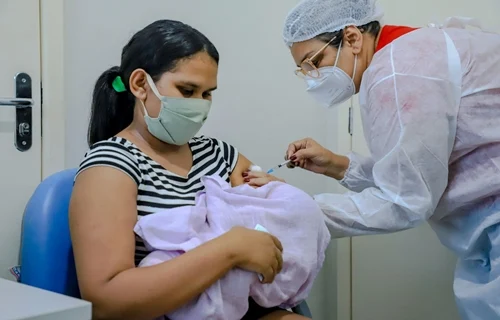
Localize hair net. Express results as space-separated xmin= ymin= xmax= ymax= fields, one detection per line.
xmin=283 ymin=0 xmax=384 ymax=47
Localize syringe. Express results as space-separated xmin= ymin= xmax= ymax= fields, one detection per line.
xmin=266 ymin=160 xmax=291 ymax=174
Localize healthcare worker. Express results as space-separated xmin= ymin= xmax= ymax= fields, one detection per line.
xmin=282 ymin=0 xmax=500 ymax=319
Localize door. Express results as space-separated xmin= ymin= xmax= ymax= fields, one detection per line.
xmin=0 ymin=0 xmax=42 ymax=279
xmin=349 ymin=1 xmax=500 ymax=319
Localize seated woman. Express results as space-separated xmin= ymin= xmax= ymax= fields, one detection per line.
xmin=69 ymin=19 xmax=309 ymax=320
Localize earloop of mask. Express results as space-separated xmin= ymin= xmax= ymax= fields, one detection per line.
xmin=142 ymin=73 xmax=162 ymax=118
xmin=140 ymin=99 xmax=150 ymax=117
xmin=334 ymin=41 xmax=342 ymax=67
xmin=146 ymin=74 xmax=163 ymax=100
xmin=335 ymin=40 xmax=357 ymax=81
xmin=352 ymin=53 xmax=357 ymax=81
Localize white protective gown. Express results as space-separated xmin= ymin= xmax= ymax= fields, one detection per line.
xmin=315 ymin=25 xmax=500 ymax=319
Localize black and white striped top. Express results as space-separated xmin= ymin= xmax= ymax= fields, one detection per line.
xmin=76 ymin=136 xmax=239 ymax=265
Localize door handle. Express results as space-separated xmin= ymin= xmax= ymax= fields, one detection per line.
xmin=0 ymin=73 xmax=33 ymax=151
xmin=0 ymin=98 xmax=34 ymax=107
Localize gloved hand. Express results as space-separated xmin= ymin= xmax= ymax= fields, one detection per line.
xmin=286 ymin=137 xmax=349 ymax=180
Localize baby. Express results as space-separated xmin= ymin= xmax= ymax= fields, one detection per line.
xmin=134 ymin=171 xmax=330 ymax=320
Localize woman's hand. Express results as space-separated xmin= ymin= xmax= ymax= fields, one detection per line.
xmin=243 ymin=170 xmax=285 ymax=187
xmin=286 ymin=137 xmax=350 ymax=180
xmin=224 ymin=226 xmax=283 ymax=284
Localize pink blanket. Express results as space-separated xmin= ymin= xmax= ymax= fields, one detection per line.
xmin=134 ymin=176 xmax=330 ymax=320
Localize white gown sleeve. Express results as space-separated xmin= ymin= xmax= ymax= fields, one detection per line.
xmin=317 ymin=51 xmax=460 ymax=238
xmin=339 ymin=152 xmax=376 ymax=192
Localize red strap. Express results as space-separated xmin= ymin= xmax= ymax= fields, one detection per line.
xmin=375 ymin=25 xmax=419 ymax=52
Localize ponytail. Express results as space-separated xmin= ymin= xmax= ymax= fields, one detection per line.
xmin=87 ymin=66 xmax=135 ymax=146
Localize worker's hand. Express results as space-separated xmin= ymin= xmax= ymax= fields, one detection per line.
xmin=243 ymin=170 xmax=285 ymax=187
xmin=225 ymin=226 xmax=283 ymax=283
xmin=286 ymin=137 xmax=349 ymax=180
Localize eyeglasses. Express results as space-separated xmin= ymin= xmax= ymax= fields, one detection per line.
xmin=295 ymin=36 xmax=337 ymax=79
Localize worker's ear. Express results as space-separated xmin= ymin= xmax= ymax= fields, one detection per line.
xmin=344 ymin=26 xmax=363 ymax=55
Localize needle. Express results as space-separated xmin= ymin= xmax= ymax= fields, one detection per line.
xmin=266 ymin=160 xmax=291 ymax=174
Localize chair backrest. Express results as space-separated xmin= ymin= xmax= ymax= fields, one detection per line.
xmin=20 ymin=168 xmax=80 ymax=298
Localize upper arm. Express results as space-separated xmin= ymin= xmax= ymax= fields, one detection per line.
xmin=70 ymin=144 xmax=140 ymax=300
xmin=364 ymin=71 xmax=458 ymax=219
xmin=212 ymin=138 xmax=251 ymax=187
xmin=362 ymin=35 xmax=459 ymax=215
xmin=230 ymin=153 xmax=253 ymax=187
xmin=365 ymin=64 xmax=458 ymax=216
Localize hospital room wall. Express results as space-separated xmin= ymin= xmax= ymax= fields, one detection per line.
xmin=62 ymin=0 xmax=340 ymax=319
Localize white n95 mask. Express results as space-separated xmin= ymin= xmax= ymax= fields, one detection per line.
xmin=305 ymin=41 xmax=357 ymax=109
xmin=141 ymin=74 xmax=211 ymax=145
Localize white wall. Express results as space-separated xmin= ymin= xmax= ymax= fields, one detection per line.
xmin=63 ymin=1 xmax=340 ymax=318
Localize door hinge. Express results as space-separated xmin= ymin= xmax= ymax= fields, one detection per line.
xmin=348 ymin=106 xmax=353 ymax=135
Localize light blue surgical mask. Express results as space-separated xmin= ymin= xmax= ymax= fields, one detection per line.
xmin=141 ymin=74 xmax=211 ymax=145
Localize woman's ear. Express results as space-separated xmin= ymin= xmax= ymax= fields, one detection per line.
xmin=129 ymin=69 xmax=148 ymax=100
xmin=344 ymin=26 xmax=363 ymax=55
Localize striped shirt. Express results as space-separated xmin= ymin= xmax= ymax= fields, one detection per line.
xmin=76 ymin=136 xmax=239 ymax=265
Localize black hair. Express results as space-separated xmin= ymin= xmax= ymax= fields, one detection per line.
xmin=315 ymin=21 xmax=381 ymax=48
xmin=88 ymin=20 xmax=219 ymax=146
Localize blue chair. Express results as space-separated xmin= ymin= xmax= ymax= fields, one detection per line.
xmin=20 ymin=168 xmax=79 ymax=297
xmin=19 ymin=169 xmax=312 ymax=318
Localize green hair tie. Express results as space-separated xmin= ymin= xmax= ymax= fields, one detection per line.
xmin=112 ymin=76 xmax=126 ymax=93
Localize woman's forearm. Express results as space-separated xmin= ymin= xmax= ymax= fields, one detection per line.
xmin=324 ymin=152 xmax=350 ymax=181
xmin=91 ymin=234 xmax=238 ymax=320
